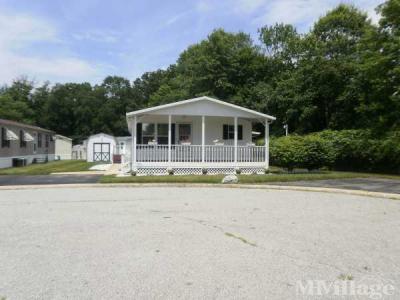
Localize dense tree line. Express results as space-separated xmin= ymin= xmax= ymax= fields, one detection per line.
xmin=0 ymin=0 xmax=399 ymax=143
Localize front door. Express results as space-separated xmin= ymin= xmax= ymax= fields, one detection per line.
xmin=93 ymin=143 xmax=110 ymax=162
xmin=178 ymin=124 xmax=191 ymax=144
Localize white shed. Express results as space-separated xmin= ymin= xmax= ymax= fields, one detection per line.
xmin=86 ymin=133 xmax=116 ymax=163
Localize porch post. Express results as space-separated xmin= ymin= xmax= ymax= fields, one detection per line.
xmin=168 ymin=115 xmax=172 ymax=163
xmin=201 ymin=116 xmax=205 ymax=163
xmin=234 ymin=117 xmax=238 ymax=163
xmin=132 ymin=115 xmax=137 ymax=171
xmin=265 ymin=119 xmax=269 ymax=169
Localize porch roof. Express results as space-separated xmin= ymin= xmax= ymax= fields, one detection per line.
xmin=126 ymin=96 xmax=275 ymax=121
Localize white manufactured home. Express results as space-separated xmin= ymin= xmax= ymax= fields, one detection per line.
xmin=125 ymin=96 xmax=275 ymax=175
xmin=54 ymin=134 xmax=72 ymax=160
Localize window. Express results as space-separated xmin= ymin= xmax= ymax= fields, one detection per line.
xmin=178 ymin=124 xmax=191 ymax=143
xmin=157 ymin=124 xmax=168 ymax=144
xmin=117 ymin=142 xmax=125 ymax=154
xmin=1 ymin=127 xmax=10 ymax=148
xmin=223 ymin=124 xmax=243 ymax=140
xmin=38 ymin=133 xmax=42 ymax=148
xmin=20 ymin=130 xmax=27 ymax=148
xmin=140 ymin=123 xmax=173 ymax=144
xmin=142 ymin=123 xmax=155 ymax=144
xmin=45 ymin=135 xmax=49 ymax=148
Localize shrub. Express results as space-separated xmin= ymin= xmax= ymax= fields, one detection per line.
xmin=270 ymin=130 xmax=400 ymax=174
xmin=270 ymin=135 xmax=331 ymax=171
xmin=300 ymin=135 xmax=332 ymax=171
xmin=374 ymin=131 xmax=400 ymax=173
xmin=167 ymin=168 xmax=174 ymax=175
xmin=270 ymin=135 xmax=304 ymax=172
xmin=315 ymin=130 xmax=376 ymax=171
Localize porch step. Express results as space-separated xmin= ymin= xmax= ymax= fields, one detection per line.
xmin=33 ymin=157 xmax=47 ymax=164
xmin=104 ymin=163 xmax=121 ymax=175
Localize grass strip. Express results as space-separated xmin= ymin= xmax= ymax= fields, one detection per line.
xmin=0 ymin=160 xmax=97 ymax=175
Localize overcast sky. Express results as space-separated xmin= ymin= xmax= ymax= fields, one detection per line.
xmin=0 ymin=0 xmax=383 ymax=85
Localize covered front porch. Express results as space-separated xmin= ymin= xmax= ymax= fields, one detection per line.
xmin=126 ymin=97 xmax=275 ymax=175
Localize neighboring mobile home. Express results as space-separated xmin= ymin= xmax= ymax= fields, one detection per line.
xmin=54 ymin=134 xmax=72 ymax=160
xmin=72 ymin=144 xmax=87 ymax=160
xmin=0 ymin=119 xmax=56 ymax=169
xmin=125 ymin=96 xmax=275 ymax=175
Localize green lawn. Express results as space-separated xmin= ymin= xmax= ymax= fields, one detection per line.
xmin=3 ymin=160 xmax=400 ymax=184
xmin=100 ymin=170 xmax=400 ymax=184
xmin=0 ymin=160 xmax=97 ymax=175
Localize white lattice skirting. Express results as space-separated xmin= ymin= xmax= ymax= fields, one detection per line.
xmin=136 ymin=167 xmax=168 ymax=176
xmin=135 ymin=166 xmax=266 ymax=176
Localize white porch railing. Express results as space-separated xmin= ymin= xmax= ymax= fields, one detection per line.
xmin=137 ymin=145 xmax=169 ymax=162
xmin=136 ymin=144 xmax=265 ymax=163
xmin=237 ymin=146 xmax=265 ymax=162
xmin=204 ymin=145 xmax=234 ymax=162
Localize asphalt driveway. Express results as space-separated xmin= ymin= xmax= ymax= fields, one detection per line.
xmin=0 ymin=187 xmax=399 ymax=299
xmin=0 ymin=174 xmax=102 ymax=185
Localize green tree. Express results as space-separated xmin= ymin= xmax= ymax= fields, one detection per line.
xmin=175 ymin=29 xmax=264 ymax=103
xmin=0 ymin=78 xmax=35 ymax=123
xmin=0 ymin=93 xmax=34 ymax=122
xmin=263 ymin=5 xmax=374 ymax=133
xmin=353 ymin=0 xmax=400 ymax=131
xmin=95 ymin=76 xmax=134 ymax=136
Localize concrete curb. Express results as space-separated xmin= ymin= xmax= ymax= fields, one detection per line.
xmin=0 ymin=182 xmax=399 ymax=200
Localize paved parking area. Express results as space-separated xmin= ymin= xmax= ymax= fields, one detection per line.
xmin=0 ymin=187 xmax=399 ymax=299
xmin=271 ymin=177 xmax=400 ymax=194
xmin=0 ymin=174 xmax=102 ymax=186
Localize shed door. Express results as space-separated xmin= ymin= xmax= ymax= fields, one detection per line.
xmin=93 ymin=143 xmax=110 ymax=162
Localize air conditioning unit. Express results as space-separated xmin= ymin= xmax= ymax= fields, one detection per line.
xmin=12 ymin=158 xmax=27 ymax=167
